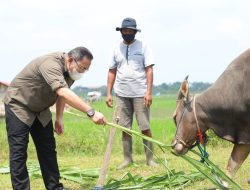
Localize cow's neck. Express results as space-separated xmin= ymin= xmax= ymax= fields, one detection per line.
xmin=193 ymin=94 xmax=210 ymax=134
xmin=195 ymin=89 xmax=230 ymax=139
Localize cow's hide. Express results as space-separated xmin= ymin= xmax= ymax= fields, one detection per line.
xmin=198 ymin=49 xmax=250 ymax=144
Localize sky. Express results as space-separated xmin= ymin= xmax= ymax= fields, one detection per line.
xmin=1 ymin=0 xmax=250 ymax=87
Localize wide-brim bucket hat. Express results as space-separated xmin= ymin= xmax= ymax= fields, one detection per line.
xmin=116 ymin=17 xmax=141 ymax=32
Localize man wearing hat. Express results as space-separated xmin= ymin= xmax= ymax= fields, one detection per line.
xmin=106 ymin=18 xmax=158 ymax=169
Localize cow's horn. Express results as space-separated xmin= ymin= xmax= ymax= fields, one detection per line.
xmin=177 ymin=75 xmax=189 ymax=100
xmin=181 ymin=75 xmax=190 ymax=101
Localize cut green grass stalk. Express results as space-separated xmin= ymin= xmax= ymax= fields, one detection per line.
xmin=180 ymin=154 xmax=226 ymax=190
xmin=190 ymin=149 xmax=243 ymax=190
xmin=63 ymin=111 xmax=171 ymax=149
xmin=106 ymin=122 xmax=171 ymax=149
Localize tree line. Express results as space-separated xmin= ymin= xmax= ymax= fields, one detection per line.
xmin=73 ymin=82 xmax=212 ymax=97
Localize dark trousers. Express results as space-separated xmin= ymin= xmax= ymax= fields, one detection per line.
xmin=5 ymin=104 xmax=63 ymax=190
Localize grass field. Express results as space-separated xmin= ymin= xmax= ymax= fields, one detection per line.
xmin=0 ymin=96 xmax=249 ymax=189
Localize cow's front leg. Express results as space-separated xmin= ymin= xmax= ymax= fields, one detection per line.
xmin=226 ymin=144 xmax=250 ymax=178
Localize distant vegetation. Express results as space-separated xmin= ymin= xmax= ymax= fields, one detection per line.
xmin=73 ymin=82 xmax=212 ymax=97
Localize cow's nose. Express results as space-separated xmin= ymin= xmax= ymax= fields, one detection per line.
xmin=173 ymin=143 xmax=184 ymax=155
xmin=171 ymin=139 xmax=177 ymax=148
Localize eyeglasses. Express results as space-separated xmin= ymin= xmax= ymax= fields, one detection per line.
xmin=74 ymin=58 xmax=89 ymax=73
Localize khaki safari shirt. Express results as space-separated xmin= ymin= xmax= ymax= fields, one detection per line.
xmin=4 ymin=52 xmax=74 ymax=127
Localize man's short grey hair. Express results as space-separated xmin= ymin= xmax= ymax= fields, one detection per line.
xmin=68 ymin=47 xmax=93 ymax=61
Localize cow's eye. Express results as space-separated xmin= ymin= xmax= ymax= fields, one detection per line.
xmin=173 ymin=115 xmax=177 ymax=125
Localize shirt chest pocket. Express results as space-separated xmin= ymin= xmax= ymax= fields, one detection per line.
xmin=131 ymin=53 xmax=143 ymax=63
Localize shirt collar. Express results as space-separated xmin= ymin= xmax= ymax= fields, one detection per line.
xmin=121 ymin=39 xmax=137 ymax=47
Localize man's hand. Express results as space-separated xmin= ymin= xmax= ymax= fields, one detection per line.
xmin=55 ymin=119 xmax=64 ymax=135
xmin=106 ymin=95 xmax=113 ymax=108
xmin=144 ymin=92 xmax=152 ymax=108
xmin=91 ymin=111 xmax=107 ymax=125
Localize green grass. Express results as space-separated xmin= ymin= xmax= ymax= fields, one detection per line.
xmin=0 ymin=96 xmax=250 ymax=189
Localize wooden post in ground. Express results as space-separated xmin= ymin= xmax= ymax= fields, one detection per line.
xmin=93 ymin=117 xmax=119 ymax=190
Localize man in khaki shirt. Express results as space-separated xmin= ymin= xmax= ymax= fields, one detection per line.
xmin=4 ymin=47 xmax=106 ymax=190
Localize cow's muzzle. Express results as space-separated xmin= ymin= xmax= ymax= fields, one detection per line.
xmin=171 ymin=139 xmax=189 ymax=155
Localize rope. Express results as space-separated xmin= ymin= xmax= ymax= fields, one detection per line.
xmin=192 ymin=95 xmax=209 ymax=162
xmin=193 ymin=95 xmax=203 ymax=144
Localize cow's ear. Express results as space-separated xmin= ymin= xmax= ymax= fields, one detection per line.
xmin=180 ymin=75 xmax=189 ymax=101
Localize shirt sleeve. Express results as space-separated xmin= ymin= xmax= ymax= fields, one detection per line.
xmin=109 ymin=47 xmax=118 ymax=69
xmin=143 ymin=43 xmax=155 ymax=67
xmin=38 ymin=60 xmax=68 ymax=92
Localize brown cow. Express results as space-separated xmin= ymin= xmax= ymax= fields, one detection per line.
xmin=172 ymin=49 xmax=250 ymax=179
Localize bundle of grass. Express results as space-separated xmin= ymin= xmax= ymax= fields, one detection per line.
xmin=0 ymin=164 xmax=99 ymax=184
xmin=104 ymin=170 xmax=204 ymax=189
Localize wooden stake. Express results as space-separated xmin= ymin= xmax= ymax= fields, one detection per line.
xmin=94 ymin=117 xmax=119 ymax=189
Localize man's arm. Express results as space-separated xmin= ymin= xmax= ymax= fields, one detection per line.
xmin=56 ymin=96 xmax=65 ymax=120
xmin=56 ymin=87 xmax=106 ymax=124
xmin=54 ymin=97 xmax=65 ymax=135
xmin=106 ymin=68 xmax=117 ymax=108
xmin=144 ymin=65 xmax=153 ymax=108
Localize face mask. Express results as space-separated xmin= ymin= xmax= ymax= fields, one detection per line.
xmin=68 ymin=67 xmax=84 ymax=80
xmin=122 ymin=34 xmax=135 ymax=43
